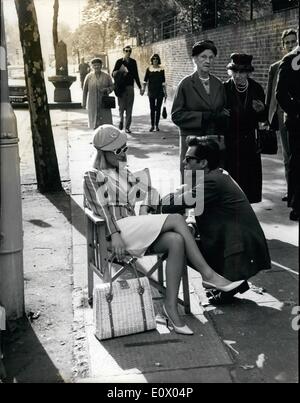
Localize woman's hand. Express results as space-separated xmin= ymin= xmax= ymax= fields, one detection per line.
xmin=111 ymin=232 xmax=127 ymax=261
xmin=252 ymin=100 xmax=265 ymax=113
xmin=139 ymin=205 xmax=149 ymax=215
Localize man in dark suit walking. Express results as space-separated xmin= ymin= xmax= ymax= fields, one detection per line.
xmin=276 ymin=35 xmax=300 ymax=222
xmin=112 ymin=45 xmax=143 ymax=134
xmin=266 ymin=29 xmax=298 ymax=201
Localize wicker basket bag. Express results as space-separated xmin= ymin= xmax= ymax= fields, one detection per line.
xmin=93 ymin=257 xmax=156 ymax=340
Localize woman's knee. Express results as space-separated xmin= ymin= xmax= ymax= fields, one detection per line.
xmin=168 ymin=213 xmax=186 ymax=229
xmin=164 ymin=232 xmax=184 ymax=250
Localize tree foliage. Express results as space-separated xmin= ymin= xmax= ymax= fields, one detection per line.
xmin=69 ymin=0 xmax=274 ymax=56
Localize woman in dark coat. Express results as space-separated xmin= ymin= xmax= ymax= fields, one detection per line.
xmin=171 ymin=40 xmax=229 ymax=177
xmin=224 ymin=54 xmax=267 ymax=203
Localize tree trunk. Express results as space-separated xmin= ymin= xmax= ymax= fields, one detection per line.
xmin=53 ymin=0 xmax=59 ymax=74
xmin=14 ymin=0 xmax=62 ymax=193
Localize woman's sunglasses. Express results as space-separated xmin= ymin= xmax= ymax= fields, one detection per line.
xmin=185 ymin=156 xmax=199 ymax=163
xmin=113 ymin=145 xmax=128 ymax=155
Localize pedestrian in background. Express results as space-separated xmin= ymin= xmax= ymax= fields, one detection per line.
xmin=266 ymin=29 xmax=298 ymax=202
xmin=112 ymin=45 xmax=143 ymax=134
xmin=224 ymin=53 xmax=267 ymax=204
xmin=82 ymin=58 xmax=114 ymax=129
xmin=78 ymin=57 xmax=90 ymax=89
xmin=171 ymin=40 xmax=229 ymax=178
xmin=276 ymin=38 xmax=300 ymax=222
xmin=141 ymin=53 xmax=167 ymax=132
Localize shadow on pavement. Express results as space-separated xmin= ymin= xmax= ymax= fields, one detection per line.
xmin=45 ymin=190 xmax=86 ymax=238
xmin=3 ymin=317 xmax=64 ymax=383
xmin=207 ymin=288 xmax=298 ymax=383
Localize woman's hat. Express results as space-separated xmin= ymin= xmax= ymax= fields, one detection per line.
xmin=192 ymin=40 xmax=218 ymax=57
xmin=227 ymin=53 xmax=254 ymax=72
xmin=93 ymin=125 xmax=127 ymax=151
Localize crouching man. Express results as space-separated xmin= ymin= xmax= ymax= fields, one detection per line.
xmin=161 ymin=137 xmax=271 ymax=304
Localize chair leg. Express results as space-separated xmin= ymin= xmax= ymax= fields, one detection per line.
xmin=157 ymin=257 xmax=164 ymax=287
xmin=182 ymin=263 xmax=191 ymax=314
xmin=98 ymin=224 xmax=109 ymax=282
xmin=86 ymin=217 xmax=94 ymax=304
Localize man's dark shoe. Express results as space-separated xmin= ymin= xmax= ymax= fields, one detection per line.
xmin=290 ymin=210 xmax=299 ymax=221
xmin=119 ymin=122 xmax=123 ymax=130
xmin=205 ymin=280 xmax=249 ymax=305
xmin=125 ymin=128 xmax=132 ymax=134
xmin=207 ymin=291 xmax=237 ymax=305
xmin=282 ymin=194 xmax=288 ymax=202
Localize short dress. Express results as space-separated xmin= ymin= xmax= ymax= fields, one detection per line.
xmin=117 ymin=214 xmax=169 ymax=258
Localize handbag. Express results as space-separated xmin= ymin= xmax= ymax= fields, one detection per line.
xmin=101 ymin=95 xmax=116 ymax=109
xmin=93 ymin=256 xmax=156 ymax=340
xmin=256 ymin=128 xmax=278 ymax=155
xmin=162 ymin=106 xmax=167 ymax=119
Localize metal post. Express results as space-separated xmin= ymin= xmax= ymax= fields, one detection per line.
xmin=0 ymin=0 xmax=24 ymax=320
xmin=215 ymin=0 xmax=218 ymax=28
xmin=250 ymin=0 xmax=253 ymax=20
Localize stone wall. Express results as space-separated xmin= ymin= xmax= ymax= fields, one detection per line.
xmin=108 ymin=7 xmax=299 ymax=97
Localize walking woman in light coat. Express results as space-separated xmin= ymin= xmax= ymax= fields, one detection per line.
xmin=82 ymin=58 xmax=114 ymax=129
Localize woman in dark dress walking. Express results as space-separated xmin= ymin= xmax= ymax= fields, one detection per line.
xmin=141 ymin=54 xmax=167 ymax=132
xmin=224 ymin=53 xmax=267 ymax=203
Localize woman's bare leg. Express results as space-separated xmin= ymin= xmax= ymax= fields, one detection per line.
xmin=150 ymin=231 xmax=185 ymax=327
xmin=160 ymin=214 xmax=232 ymax=287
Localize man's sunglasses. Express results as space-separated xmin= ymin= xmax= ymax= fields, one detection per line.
xmin=113 ymin=145 xmax=128 ymax=155
xmin=185 ymin=156 xmax=199 ymax=163
xmin=124 ymin=49 xmax=132 ymax=53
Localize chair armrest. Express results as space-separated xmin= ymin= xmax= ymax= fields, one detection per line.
xmin=84 ymin=208 xmax=105 ymax=225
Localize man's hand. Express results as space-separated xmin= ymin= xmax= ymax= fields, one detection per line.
xmin=111 ymin=232 xmax=127 ymax=261
xmin=252 ymin=100 xmax=265 ymax=113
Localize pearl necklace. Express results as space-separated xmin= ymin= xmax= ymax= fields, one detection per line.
xmin=198 ymin=74 xmax=210 ymax=82
xmin=234 ymin=80 xmax=249 ymax=93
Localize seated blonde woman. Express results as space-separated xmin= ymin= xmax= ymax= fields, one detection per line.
xmin=83 ymin=124 xmax=246 ymax=335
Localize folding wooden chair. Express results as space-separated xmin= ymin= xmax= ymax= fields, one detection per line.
xmin=85 ymin=208 xmax=191 ymax=314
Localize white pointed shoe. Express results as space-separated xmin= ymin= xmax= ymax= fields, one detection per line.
xmin=202 ymin=279 xmax=248 ymax=293
xmin=162 ymin=305 xmax=194 ymax=335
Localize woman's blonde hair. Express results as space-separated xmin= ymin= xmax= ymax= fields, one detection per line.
xmin=91 ymin=149 xmax=109 ymax=170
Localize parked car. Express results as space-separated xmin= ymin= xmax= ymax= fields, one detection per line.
xmin=8 ymin=65 xmax=27 ymax=103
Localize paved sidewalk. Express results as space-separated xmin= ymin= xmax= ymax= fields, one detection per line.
xmin=2 ymin=88 xmax=298 ymax=383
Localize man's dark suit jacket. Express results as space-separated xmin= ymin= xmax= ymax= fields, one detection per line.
xmin=112 ymin=57 xmax=141 ymax=96
xmin=276 ymin=46 xmax=300 ymax=120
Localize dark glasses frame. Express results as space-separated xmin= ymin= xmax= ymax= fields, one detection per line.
xmin=113 ymin=145 xmax=128 ymax=155
xmin=184 ymin=156 xmax=200 ymax=163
